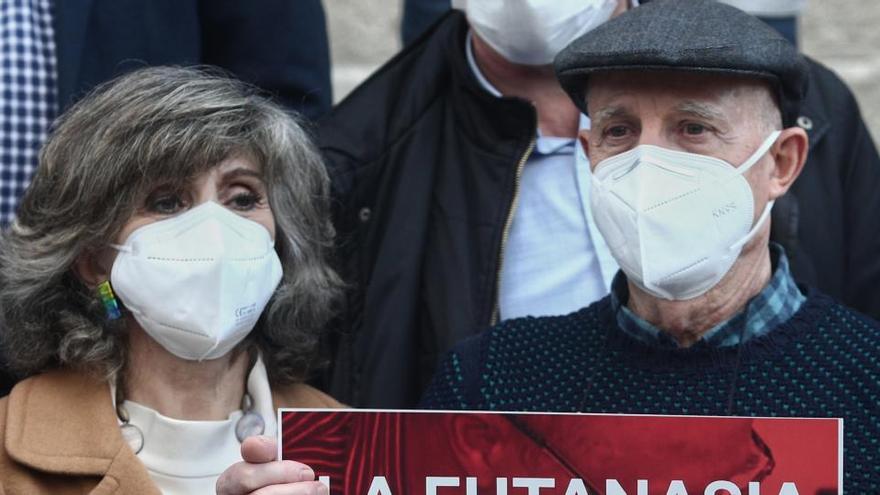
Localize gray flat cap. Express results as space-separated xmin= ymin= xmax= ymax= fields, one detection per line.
xmin=555 ymin=0 xmax=809 ymax=126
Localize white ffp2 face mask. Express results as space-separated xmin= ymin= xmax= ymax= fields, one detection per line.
xmin=590 ymin=131 xmax=781 ymax=300
xmin=452 ymin=0 xmax=618 ymax=66
xmin=110 ymin=201 xmax=283 ymax=361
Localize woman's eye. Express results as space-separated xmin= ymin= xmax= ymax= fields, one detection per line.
xmin=228 ymin=192 xmax=261 ymax=211
xmin=148 ymin=195 xmax=184 ymax=214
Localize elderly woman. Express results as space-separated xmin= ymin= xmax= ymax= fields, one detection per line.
xmin=0 ymin=67 xmax=340 ymax=494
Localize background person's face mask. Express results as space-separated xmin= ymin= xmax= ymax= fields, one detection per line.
xmin=452 ymin=0 xmax=619 ymax=65
xmin=590 ymin=131 xmax=781 ymax=300
xmin=110 ymin=201 xmax=283 ymax=361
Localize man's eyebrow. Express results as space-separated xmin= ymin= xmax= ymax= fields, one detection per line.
xmin=674 ymin=101 xmax=727 ymax=122
xmin=591 ymin=106 xmax=631 ymax=124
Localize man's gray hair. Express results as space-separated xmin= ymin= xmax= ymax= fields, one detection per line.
xmin=0 ymin=66 xmax=343 ymax=385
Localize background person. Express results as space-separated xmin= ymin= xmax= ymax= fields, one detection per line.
xmin=0 ymin=66 xmax=341 ymax=494
xmin=402 ymin=0 xmax=452 ymax=45
xmin=422 ymin=1 xmax=880 ymax=491
xmin=0 ymin=0 xmax=332 ymax=229
xmin=398 ymin=0 xmax=807 ymax=48
xmin=321 ymin=0 xmax=630 ymax=408
xmin=718 ymin=0 xmax=807 ymax=45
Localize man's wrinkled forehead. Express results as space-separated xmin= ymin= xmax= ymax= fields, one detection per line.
xmin=586 ymin=71 xmax=775 ymax=126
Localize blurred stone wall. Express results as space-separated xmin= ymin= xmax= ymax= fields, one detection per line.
xmin=326 ymin=0 xmax=880 ymax=143
xmin=324 ymin=0 xmax=402 ymax=102
xmin=802 ymin=1 xmax=880 ymax=143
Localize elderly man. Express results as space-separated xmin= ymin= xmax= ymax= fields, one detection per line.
xmin=321 ymin=0 xmax=880 ymax=409
xmin=422 ymin=0 xmax=879 ymax=490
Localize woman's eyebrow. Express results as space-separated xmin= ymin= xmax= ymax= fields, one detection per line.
xmin=221 ymin=168 xmax=264 ymax=182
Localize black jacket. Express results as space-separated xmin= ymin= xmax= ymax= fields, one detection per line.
xmin=776 ymin=61 xmax=880 ymax=318
xmin=320 ymin=11 xmax=880 ymax=408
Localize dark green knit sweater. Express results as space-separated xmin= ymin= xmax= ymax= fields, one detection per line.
xmin=421 ymin=289 xmax=879 ymax=491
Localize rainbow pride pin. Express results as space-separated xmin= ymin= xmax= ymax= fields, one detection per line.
xmin=97 ymin=280 xmax=121 ymax=320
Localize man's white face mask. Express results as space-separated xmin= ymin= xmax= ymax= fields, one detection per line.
xmin=452 ymin=0 xmax=619 ymax=66
xmin=590 ymin=131 xmax=781 ymax=300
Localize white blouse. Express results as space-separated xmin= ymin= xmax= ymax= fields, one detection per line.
xmin=115 ymin=357 xmax=276 ymax=494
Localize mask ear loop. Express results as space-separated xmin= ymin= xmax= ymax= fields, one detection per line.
xmin=728 ymin=130 xmax=782 ymax=252
xmin=734 ymin=130 xmax=782 ymax=177
xmin=730 ymin=200 xmax=775 ymax=253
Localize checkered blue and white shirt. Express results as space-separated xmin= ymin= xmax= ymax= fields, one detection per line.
xmin=0 ymin=0 xmax=58 ymax=228
xmin=610 ymin=243 xmax=807 ymax=348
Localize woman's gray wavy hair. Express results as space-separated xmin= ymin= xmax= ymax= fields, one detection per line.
xmin=0 ymin=66 xmax=342 ymax=385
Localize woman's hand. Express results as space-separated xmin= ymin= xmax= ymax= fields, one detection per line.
xmin=216 ymin=436 xmax=328 ymax=495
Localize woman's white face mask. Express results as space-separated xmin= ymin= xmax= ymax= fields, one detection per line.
xmin=110 ymin=201 xmax=283 ymax=361
xmin=453 ymin=0 xmax=619 ymax=65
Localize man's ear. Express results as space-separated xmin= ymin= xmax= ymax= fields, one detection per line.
xmin=71 ymin=249 xmax=112 ymax=290
xmin=768 ymin=126 xmax=809 ymax=200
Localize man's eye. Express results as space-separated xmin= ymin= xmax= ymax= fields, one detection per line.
xmin=607 ymin=125 xmax=630 ymax=138
xmin=684 ymin=123 xmax=708 ymax=135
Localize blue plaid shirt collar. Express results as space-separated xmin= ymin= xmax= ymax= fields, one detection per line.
xmin=610 ymin=243 xmax=806 ymax=348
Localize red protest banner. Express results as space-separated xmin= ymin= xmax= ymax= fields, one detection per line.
xmin=278 ymin=409 xmax=840 ymax=495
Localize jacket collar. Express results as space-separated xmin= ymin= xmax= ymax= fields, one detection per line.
xmin=4 ymin=369 xmax=339 ymax=485
xmin=5 ymin=369 xmax=158 ymax=493
xmin=5 ymin=371 xmax=341 ymax=463
xmin=443 ymin=11 xmax=538 ymax=155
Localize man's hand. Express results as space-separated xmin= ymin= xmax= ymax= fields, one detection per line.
xmin=217 ymin=436 xmax=329 ymax=495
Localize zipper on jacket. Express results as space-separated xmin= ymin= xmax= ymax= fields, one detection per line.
xmin=490 ymin=137 xmax=536 ymax=326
